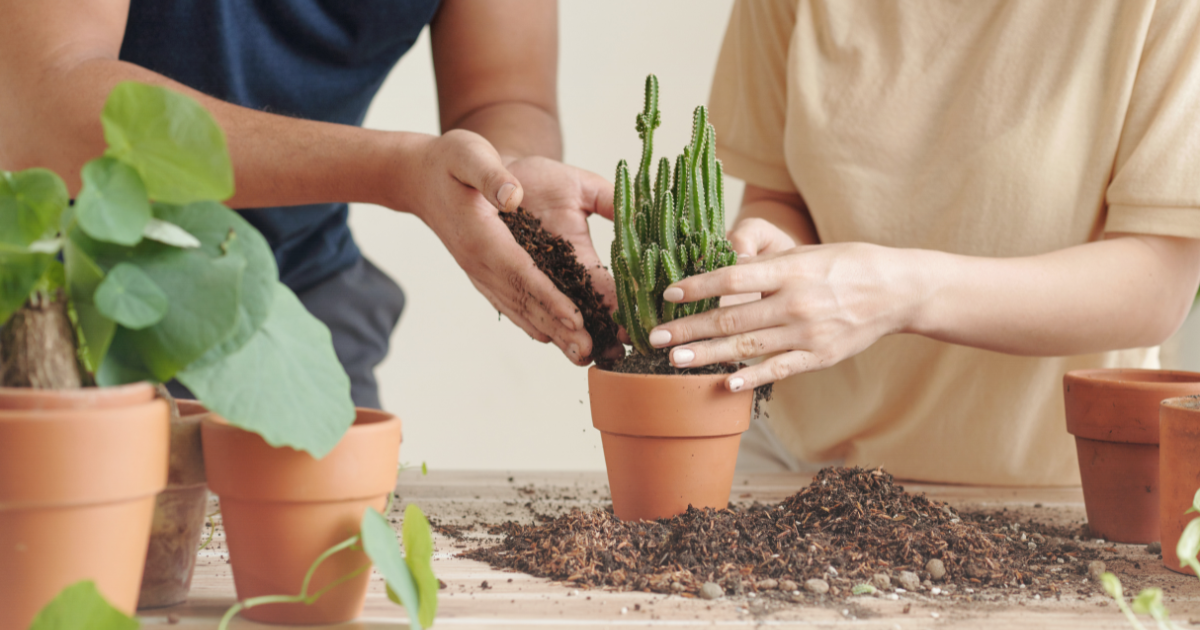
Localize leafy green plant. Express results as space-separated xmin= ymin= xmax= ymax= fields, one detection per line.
xmin=1103 ymin=488 xmax=1200 ymax=630
xmin=27 ymin=580 xmax=139 ymax=630
xmin=611 ymin=74 xmax=738 ymax=355
xmin=219 ymin=504 xmax=439 ymax=630
xmin=0 ymin=81 xmax=353 ymax=458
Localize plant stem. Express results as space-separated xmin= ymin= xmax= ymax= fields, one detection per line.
xmin=1113 ymin=596 xmax=1149 ymax=630
xmin=197 ymin=510 xmax=220 ymax=552
xmin=217 ymin=534 xmax=362 ymax=630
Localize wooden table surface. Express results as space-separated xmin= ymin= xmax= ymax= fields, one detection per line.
xmin=138 ymin=471 xmax=1200 ymax=629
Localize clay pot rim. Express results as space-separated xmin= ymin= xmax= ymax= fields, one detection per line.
xmin=590 ymin=365 xmax=736 ymax=382
xmin=0 ymin=398 xmax=167 ymax=424
xmin=1065 ymin=368 xmax=1200 ymax=388
xmin=1162 ymin=395 xmax=1200 ymax=411
xmin=0 ymin=381 xmax=156 ymax=410
xmin=200 ymin=407 xmax=398 ymax=434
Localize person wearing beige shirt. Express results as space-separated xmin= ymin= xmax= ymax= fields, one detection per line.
xmin=645 ymin=0 xmax=1200 ymax=486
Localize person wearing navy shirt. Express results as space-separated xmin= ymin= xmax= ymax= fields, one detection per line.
xmin=0 ymin=0 xmax=617 ymax=408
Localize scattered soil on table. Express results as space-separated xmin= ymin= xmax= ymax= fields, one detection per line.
xmin=501 ymin=207 xmax=621 ymax=364
xmin=462 ymin=467 xmax=1100 ymax=601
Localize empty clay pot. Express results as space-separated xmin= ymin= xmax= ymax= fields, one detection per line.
xmin=1063 ymin=369 xmax=1200 ymax=544
xmin=201 ymin=408 xmax=401 ymax=625
xmin=137 ymin=399 xmax=210 ymax=609
xmin=1159 ymin=396 xmax=1200 ymax=575
xmin=588 ymin=366 xmax=753 ymax=522
xmin=0 ymin=382 xmax=169 ymax=628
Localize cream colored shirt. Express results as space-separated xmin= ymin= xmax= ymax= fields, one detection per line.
xmin=709 ymin=0 xmax=1200 ymax=486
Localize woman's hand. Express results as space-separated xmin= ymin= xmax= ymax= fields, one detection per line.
xmin=647 ymin=219 xmax=921 ymax=392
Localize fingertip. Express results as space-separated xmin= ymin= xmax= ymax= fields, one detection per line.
xmin=496 ymin=181 xmax=523 ymax=212
xmin=663 ymin=286 xmax=684 ymax=303
xmin=648 ymin=328 xmax=671 ymax=348
xmin=727 ymin=375 xmax=746 ymax=392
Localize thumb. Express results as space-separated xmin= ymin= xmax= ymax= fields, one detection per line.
xmin=577 ymin=168 xmax=615 ymax=220
xmin=449 ymin=130 xmax=525 ymax=212
xmin=728 ymin=219 xmax=765 ymax=258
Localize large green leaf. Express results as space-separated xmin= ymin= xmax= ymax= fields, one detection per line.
xmin=403 ymin=503 xmax=439 ymax=628
xmin=75 ymin=157 xmax=152 ymax=246
xmin=153 ymin=201 xmax=276 ymax=365
xmin=102 ymin=82 xmax=234 ymax=204
xmin=1177 ymin=518 xmax=1200 ymax=575
xmin=0 ymin=168 xmax=69 ymax=247
xmin=176 ymin=282 xmax=353 ymax=458
xmin=95 ymin=331 xmax=157 ymax=387
xmin=94 ymin=262 xmax=168 ymax=329
xmin=64 ymin=230 xmax=116 ymax=371
xmin=0 ymin=245 xmax=54 ymax=326
xmin=360 ymin=507 xmax=422 ymax=630
xmin=28 ymin=580 xmax=139 ymax=630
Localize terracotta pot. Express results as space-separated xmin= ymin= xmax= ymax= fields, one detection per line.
xmin=1159 ymin=396 xmax=1200 ymax=575
xmin=1063 ymin=369 xmax=1200 ymax=544
xmin=588 ymin=366 xmax=753 ymax=522
xmin=138 ymin=399 xmax=210 ymax=609
xmin=0 ymin=382 xmax=169 ymax=628
xmin=201 ymin=408 xmax=401 ymax=624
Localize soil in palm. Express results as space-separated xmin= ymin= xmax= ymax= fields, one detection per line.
xmin=500 ymin=207 xmax=620 ymax=365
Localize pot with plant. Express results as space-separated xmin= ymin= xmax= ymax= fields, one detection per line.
xmin=587 ymin=75 xmax=753 ymax=522
xmin=1 ymin=81 xmax=433 ymax=627
xmin=1062 ymin=369 xmax=1200 ymax=544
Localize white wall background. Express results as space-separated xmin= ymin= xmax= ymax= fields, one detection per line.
xmin=348 ymin=2 xmax=742 ymax=470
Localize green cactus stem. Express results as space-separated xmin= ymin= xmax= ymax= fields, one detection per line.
xmin=610 ymin=74 xmax=738 ymax=356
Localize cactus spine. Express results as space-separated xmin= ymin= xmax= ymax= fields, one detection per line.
xmin=611 ymin=75 xmax=738 ymax=356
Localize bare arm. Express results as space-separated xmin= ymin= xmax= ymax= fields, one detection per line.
xmin=649 ymin=184 xmax=1200 ymax=390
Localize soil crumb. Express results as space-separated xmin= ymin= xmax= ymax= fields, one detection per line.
xmin=501 ymin=207 xmax=620 ymax=364
xmin=462 ymin=467 xmax=1098 ymax=600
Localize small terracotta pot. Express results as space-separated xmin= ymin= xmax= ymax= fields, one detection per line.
xmin=0 ymin=382 xmax=169 ymax=628
xmin=1063 ymin=369 xmax=1200 ymax=544
xmin=1159 ymin=396 xmax=1200 ymax=575
xmin=138 ymin=400 xmax=210 ymax=609
xmin=588 ymin=366 xmax=753 ymax=522
xmin=201 ymin=408 xmax=402 ymax=625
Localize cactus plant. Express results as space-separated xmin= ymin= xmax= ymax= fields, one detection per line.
xmin=611 ymin=75 xmax=738 ymax=356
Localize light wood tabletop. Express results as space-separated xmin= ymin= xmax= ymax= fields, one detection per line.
xmin=137 ymin=470 xmax=1200 ymax=629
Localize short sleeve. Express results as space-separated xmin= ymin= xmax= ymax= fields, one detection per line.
xmin=1105 ymin=0 xmax=1200 ymax=238
xmin=708 ymin=0 xmax=799 ymax=193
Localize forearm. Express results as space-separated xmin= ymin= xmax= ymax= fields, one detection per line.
xmin=0 ymin=58 xmax=421 ymax=211
xmin=734 ymin=184 xmax=819 ymax=244
xmin=449 ymin=102 xmax=561 ymax=163
xmin=905 ymin=234 xmax=1200 ymax=355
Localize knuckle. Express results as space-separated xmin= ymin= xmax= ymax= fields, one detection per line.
xmin=732 ymin=334 xmax=759 ymax=360
xmin=715 ymin=309 xmax=741 ymax=336
xmin=784 ymin=295 xmax=807 ymax=319
xmin=768 ymin=358 xmax=794 ymax=382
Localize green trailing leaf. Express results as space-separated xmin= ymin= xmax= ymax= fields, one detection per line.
xmin=75 ymin=157 xmax=152 ymax=246
xmin=851 ymin=583 xmax=877 ymax=595
xmin=142 ymin=218 xmax=201 ymax=248
xmin=176 ymin=282 xmax=353 ymax=458
xmin=0 ymin=245 xmax=55 ymax=326
xmin=1177 ymin=518 xmax=1200 ymax=576
xmin=102 ymin=81 xmax=235 ymax=204
xmin=361 ymin=507 xmax=423 ymax=630
xmin=0 ymin=168 xmax=69 ymax=247
xmin=28 ymin=580 xmax=139 ymax=630
xmin=611 ymin=76 xmax=739 ymax=355
xmin=403 ymin=504 xmax=439 ymax=628
xmin=93 ymin=262 xmax=169 ymax=329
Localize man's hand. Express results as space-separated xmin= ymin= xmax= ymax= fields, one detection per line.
xmin=391 ymin=130 xmax=608 ymax=365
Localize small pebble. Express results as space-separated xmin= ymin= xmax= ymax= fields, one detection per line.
xmin=756 ymin=579 xmax=779 ymax=591
xmin=926 ymin=559 xmax=947 ymax=581
xmin=778 ymin=580 xmax=798 ymax=592
xmin=670 ymin=582 xmax=685 ymax=592
xmin=1088 ymin=561 xmax=1107 ymax=582
xmin=1147 ymin=541 xmax=1162 ymax=555
xmin=699 ymin=582 xmax=724 ymax=600
xmin=1028 ymin=542 xmax=1038 ymax=551
xmin=620 ymin=606 xmax=628 ymax=615
xmin=805 ymin=578 xmax=830 ymax=595
xmin=897 ymin=571 xmax=921 ymax=591
xmin=827 ymin=565 xmax=839 ymax=577
xmin=872 ymin=573 xmax=893 ymax=590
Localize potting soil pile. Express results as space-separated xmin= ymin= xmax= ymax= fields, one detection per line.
xmin=462 ymin=467 xmax=1099 ymax=599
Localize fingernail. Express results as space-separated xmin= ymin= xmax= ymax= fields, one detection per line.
xmin=648 ymin=329 xmax=671 ymax=347
xmin=496 ymin=183 xmax=516 ymax=209
xmin=663 ymin=287 xmax=684 ymax=302
xmin=568 ymin=343 xmax=579 ymax=356
xmin=729 ymin=377 xmax=745 ymax=392
xmin=737 ymin=252 xmax=751 ymax=259
xmin=673 ymin=348 xmax=694 ymax=366
xmin=560 ymin=317 xmax=577 ymax=331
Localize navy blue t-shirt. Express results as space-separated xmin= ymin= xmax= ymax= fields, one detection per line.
xmin=120 ymin=0 xmax=441 ymax=292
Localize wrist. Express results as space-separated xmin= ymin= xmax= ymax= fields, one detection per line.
xmin=373 ymin=131 xmax=436 ymax=216
xmin=896 ymin=248 xmax=950 ymax=337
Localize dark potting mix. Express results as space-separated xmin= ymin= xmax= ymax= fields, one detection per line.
xmin=456 ymin=467 xmax=1103 ymax=601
